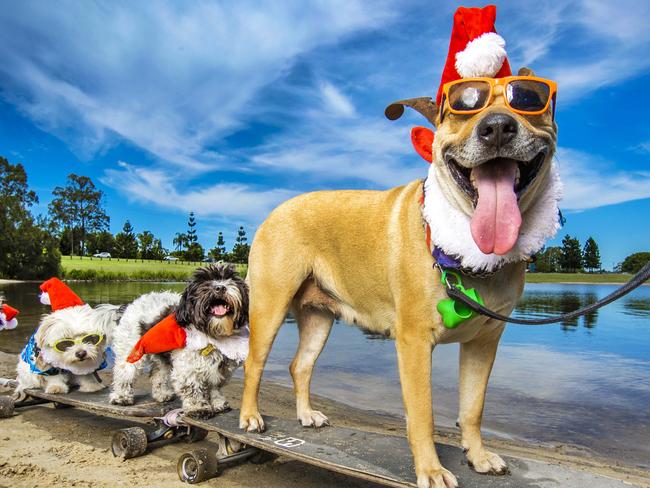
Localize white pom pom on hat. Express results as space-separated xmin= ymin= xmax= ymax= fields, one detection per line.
xmin=455 ymin=32 xmax=507 ymax=78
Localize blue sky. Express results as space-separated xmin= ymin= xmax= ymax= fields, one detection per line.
xmin=0 ymin=0 xmax=649 ymax=268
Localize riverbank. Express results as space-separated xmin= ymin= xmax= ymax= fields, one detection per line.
xmin=52 ymin=257 xmax=640 ymax=283
xmin=0 ymin=351 xmax=647 ymax=488
xmin=60 ymin=256 xmax=247 ymax=281
xmin=525 ymin=272 xmax=637 ymax=284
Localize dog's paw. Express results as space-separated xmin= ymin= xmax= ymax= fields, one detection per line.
xmin=79 ymin=381 xmax=106 ymax=393
xmin=211 ymin=399 xmax=230 ymax=414
xmin=466 ymin=448 xmax=508 ymax=475
xmin=186 ymin=407 xmax=215 ymax=420
xmin=44 ymin=384 xmax=69 ymax=394
xmin=298 ymin=409 xmax=329 ymax=428
xmin=109 ymin=393 xmax=135 ymax=406
xmin=416 ymin=466 xmax=458 ymax=488
xmin=239 ymin=411 xmax=265 ymax=432
xmin=152 ymin=390 xmax=175 ymax=403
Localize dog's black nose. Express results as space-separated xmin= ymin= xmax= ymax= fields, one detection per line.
xmin=75 ymin=350 xmax=87 ymax=359
xmin=477 ymin=113 xmax=518 ymax=148
xmin=215 ymin=285 xmax=226 ymax=294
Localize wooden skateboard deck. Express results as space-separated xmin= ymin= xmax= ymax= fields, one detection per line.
xmin=183 ymin=409 xmax=632 ymax=488
xmin=23 ymin=388 xmax=181 ymax=417
xmin=2 ymin=389 xmax=203 ymax=460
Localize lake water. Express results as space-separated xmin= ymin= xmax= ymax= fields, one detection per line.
xmin=1 ymin=281 xmax=648 ymax=468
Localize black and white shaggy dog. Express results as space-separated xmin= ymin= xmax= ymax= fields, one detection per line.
xmin=110 ymin=264 xmax=249 ymax=418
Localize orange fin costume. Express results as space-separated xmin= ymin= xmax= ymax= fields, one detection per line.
xmin=126 ymin=313 xmax=187 ymax=363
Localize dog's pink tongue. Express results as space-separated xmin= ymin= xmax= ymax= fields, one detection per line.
xmin=470 ymin=159 xmax=522 ymax=255
xmin=211 ymin=304 xmax=229 ymax=316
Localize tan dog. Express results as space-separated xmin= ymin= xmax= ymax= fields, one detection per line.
xmin=240 ymin=9 xmax=562 ymax=486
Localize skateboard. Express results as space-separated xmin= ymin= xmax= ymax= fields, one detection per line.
xmin=178 ymin=409 xmax=633 ymax=487
xmin=0 ymin=387 xmax=207 ymax=459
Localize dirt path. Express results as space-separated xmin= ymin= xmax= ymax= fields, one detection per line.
xmin=0 ymin=351 xmax=648 ymax=488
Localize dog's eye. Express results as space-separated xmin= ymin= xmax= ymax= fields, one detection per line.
xmin=53 ymin=340 xmax=75 ymax=352
xmin=82 ymin=334 xmax=102 ymax=345
xmin=448 ymin=82 xmax=490 ymax=111
xmin=506 ymin=81 xmax=548 ymax=112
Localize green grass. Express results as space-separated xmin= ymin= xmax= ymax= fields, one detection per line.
xmin=60 ymin=256 xmax=633 ymax=284
xmin=61 ymin=256 xmax=247 ymax=281
xmin=525 ymin=272 xmax=634 ymax=283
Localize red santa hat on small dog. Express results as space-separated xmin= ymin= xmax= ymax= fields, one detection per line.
xmin=436 ymin=5 xmax=511 ymax=105
xmin=0 ymin=302 xmax=19 ymax=330
xmin=39 ymin=277 xmax=85 ymax=311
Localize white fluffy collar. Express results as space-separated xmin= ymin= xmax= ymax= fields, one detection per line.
xmin=184 ymin=326 xmax=249 ymax=364
xmin=422 ymin=162 xmax=563 ymax=272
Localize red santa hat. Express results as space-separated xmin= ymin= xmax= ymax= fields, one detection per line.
xmin=127 ymin=313 xmax=187 ymax=363
xmin=1 ymin=303 xmax=19 ymax=322
xmin=435 ymin=5 xmax=511 ymax=105
xmin=39 ymin=277 xmax=85 ymax=311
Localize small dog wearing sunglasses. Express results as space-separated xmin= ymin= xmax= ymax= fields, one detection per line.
xmin=110 ymin=264 xmax=249 ymax=418
xmin=15 ymin=278 xmax=120 ymax=397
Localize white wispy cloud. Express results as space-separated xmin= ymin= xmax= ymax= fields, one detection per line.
xmin=250 ymin=107 xmax=425 ymax=187
xmin=555 ymin=147 xmax=650 ymax=211
xmin=0 ymin=1 xmax=393 ymax=171
xmin=2 ymin=0 xmax=650 ymax=231
xmin=102 ymin=162 xmax=294 ymax=222
xmin=319 ymin=81 xmax=356 ymax=117
xmin=507 ymin=0 xmax=650 ymax=100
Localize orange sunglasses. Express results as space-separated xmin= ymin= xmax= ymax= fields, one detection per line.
xmin=440 ymin=76 xmax=557 ymax=118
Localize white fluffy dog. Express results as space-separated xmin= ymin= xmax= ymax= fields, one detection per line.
xmin=110 ymin=264 xmax=249 ymax=418
xmin=15 ymin=303 xmax=120 ymax=396
xmin=109 ymin=290 xmax=180 ymax=405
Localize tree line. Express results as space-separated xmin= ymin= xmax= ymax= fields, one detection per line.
xmin=1 ymin=156 xmax=648 ymax=279
xmin=0 ymin=157 xmax=251 ymax=279
xmin=48 ymin=174 xmax=251 ymax=263
xmin=534 ymin=235 xmax=602 ymax=273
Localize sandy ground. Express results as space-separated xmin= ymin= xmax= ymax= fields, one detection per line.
xmin=0 ymin=351 xmax=648 ymax=488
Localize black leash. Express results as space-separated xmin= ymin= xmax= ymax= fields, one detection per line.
xmin=445 ymin=262 xmax=650 ymax=325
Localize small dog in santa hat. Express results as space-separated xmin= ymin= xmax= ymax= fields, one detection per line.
xmin=14 ymin=278 xmax=122 ymax=397
xmin=0 ymin=295 xmax=19 ymax=331
xmin=110 ymin=263 xmax=249 ymax=418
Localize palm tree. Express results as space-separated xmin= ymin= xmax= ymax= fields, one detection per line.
xmin=173 ymin=232 xmax=187 ymax=252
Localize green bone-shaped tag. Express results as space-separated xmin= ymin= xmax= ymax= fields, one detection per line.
xmin=437 ymin=270 xmax=485 ymax=329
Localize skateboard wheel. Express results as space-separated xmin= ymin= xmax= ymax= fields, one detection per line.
xmin=0 ymin=396 xmax=14 ymax=418
xmin=53 ymin=402 xmax=72 ymax=409
xmin=177 ymin=448 xmax=219 ymax=484
xmin=185 ymin=426 xmax=209 ymax=443
xmin=111 ymin=427 xmax=148 ymax=459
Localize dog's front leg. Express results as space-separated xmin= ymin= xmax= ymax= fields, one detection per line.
xmin=77 ymin=373 xmax=106 ymax=392
xmin=209 ymin=388 xmax=230 ymax=413
xmin=177 ymin=378 xmax=213 ymax=419
xmin=43 ymin=374 xmax=69 ymax=394
xmin=458 ymin=324 xmax=507 ymax=475
xmin=396 ymin=329 xmax=458 ymax=488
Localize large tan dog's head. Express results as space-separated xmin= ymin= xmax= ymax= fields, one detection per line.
xmin=386 ymin=66 xmax=561 ymax=271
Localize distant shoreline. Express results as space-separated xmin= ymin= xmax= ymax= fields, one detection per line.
xmin=1 ymin=257 xmax=645 ymax=285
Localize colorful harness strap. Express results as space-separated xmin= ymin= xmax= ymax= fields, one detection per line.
xmin=21 ymin=334 xmax=59 ymax=376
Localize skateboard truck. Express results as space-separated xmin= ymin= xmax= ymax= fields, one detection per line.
xmin=112 ymin=408 xmax=209 ymax=459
